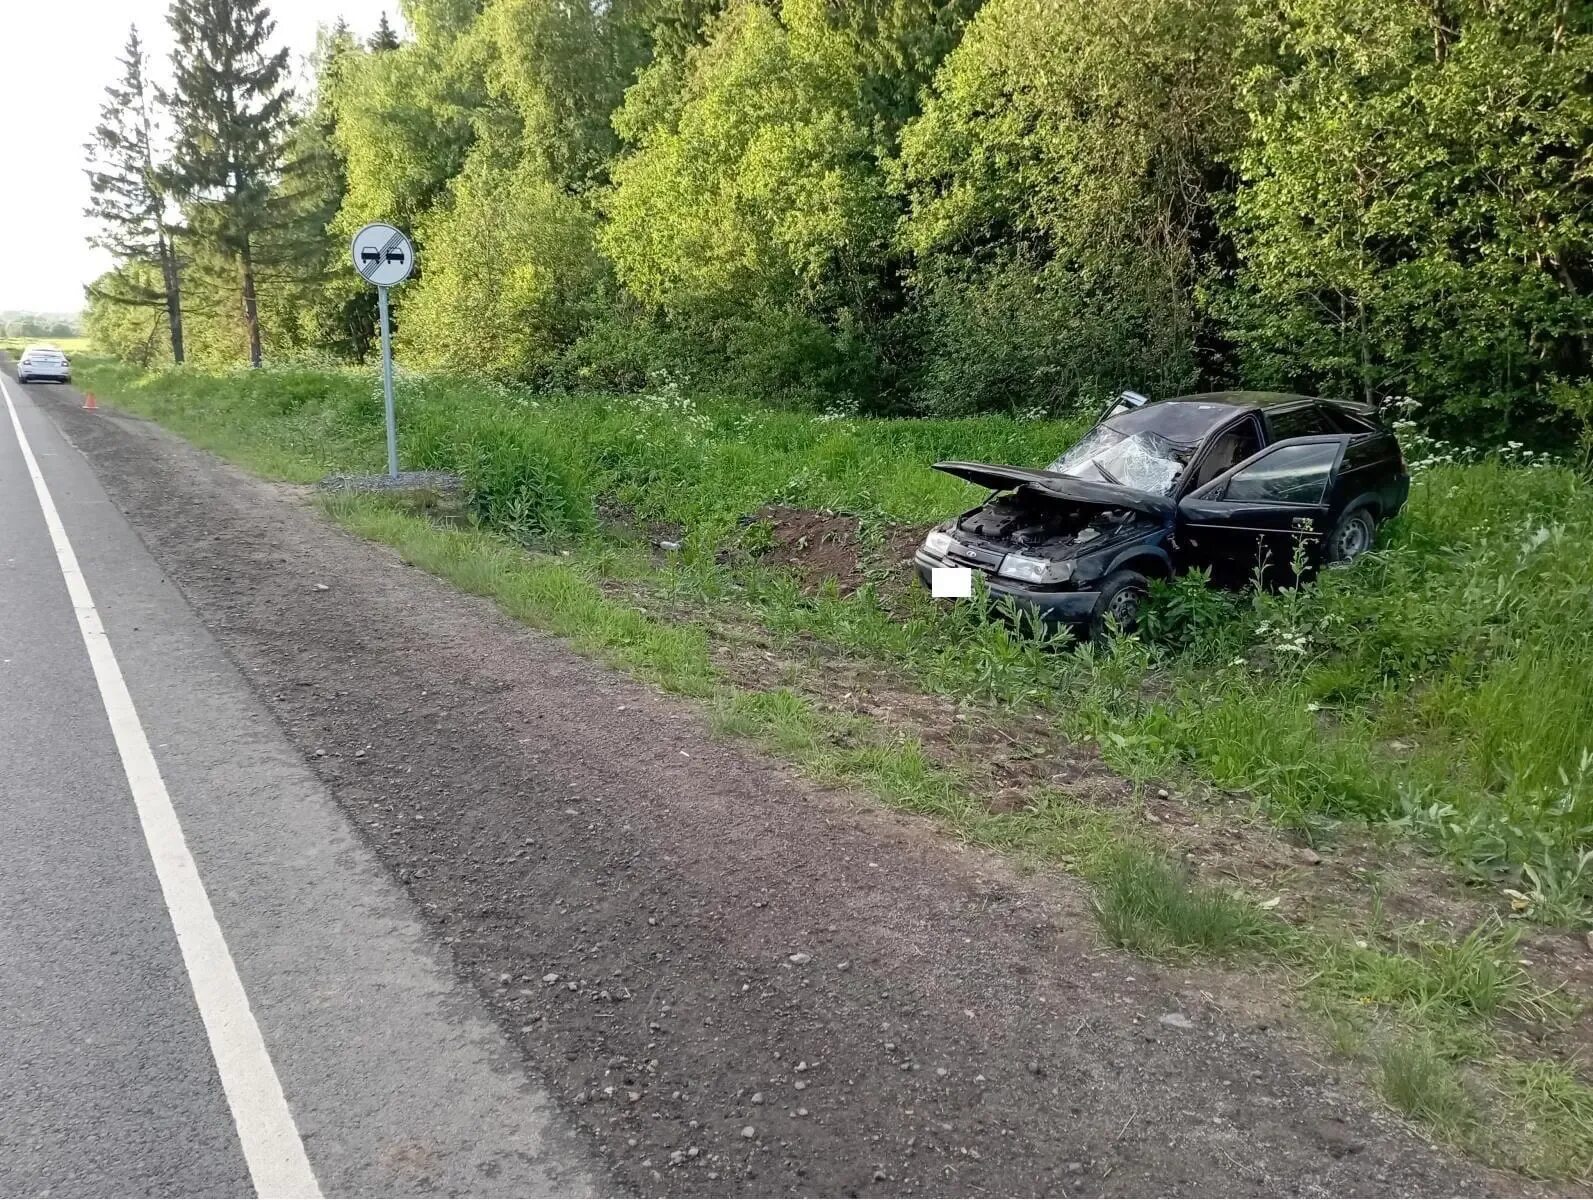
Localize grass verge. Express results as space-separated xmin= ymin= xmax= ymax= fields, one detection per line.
xmin=335 ymin=492 xmax=1589 ymax=1182
xmin=69 ymin=353 xmax=1593 ymax=1181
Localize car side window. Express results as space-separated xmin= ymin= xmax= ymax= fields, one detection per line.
xmin=1219 ymin=442 xmax=1340 ymax=504
xmin=1268 ymin=406 xmax=1335 ymax=441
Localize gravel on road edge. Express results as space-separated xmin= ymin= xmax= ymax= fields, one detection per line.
xmin=39 ymin=392 xmax=1506 ymax=1198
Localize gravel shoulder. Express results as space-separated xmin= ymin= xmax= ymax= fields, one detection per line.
xmin=40 ymin=392 xmax=1508 ymax=1198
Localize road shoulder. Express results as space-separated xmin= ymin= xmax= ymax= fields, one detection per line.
xmin=5 ymin=371 xmax=596 ymax=1198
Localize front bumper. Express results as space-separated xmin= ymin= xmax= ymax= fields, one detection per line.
xmin=914 ymin=549 xmax=1098 ymax=626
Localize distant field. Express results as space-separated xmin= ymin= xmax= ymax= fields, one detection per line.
xmin=0 ymin=336 xmax=93 ymax=357
xmin=72 ymin=353 xmax=1593 ymax=1182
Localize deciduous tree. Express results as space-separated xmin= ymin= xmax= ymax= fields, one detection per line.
xmin=897 ymin=0 xmax=1245 ymax=413
xmin=1222 ymin=0 xmax=1593 ymax=436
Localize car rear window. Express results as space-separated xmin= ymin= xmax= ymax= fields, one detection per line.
xmin=1323 ymin=406 xmax=1378 ymax=434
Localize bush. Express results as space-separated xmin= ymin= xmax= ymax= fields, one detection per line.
xmin=907 ymin=255 xmax=1198 ymax=417
xmin=896 ymin=0 xmax=1241 ymax=415
xmin=1140 ymin=569 xmax=1239 ymax=650
xmin=400 ymin=153 xmax=613 ymax=381
xmin=552 ymin=310 xmax=687 ymax=393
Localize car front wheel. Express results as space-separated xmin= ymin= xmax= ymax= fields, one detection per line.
xmin=1089 ymin=569 xmax=1150 ymax=642
xmin=1326 ymin=508 xmax=1376 ymax=564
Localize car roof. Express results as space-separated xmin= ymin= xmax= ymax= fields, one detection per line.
xmin=1107 ymin=398 xmax=1250 ymax=443
xmin=1106 ymin=390 xmax=1367 ymax=444
xmin=1163 ymin=390 xmax=1322 ymax=410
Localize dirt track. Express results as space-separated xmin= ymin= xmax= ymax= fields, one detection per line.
xmin=41 ymin=393 xmax=1503 ymax=1198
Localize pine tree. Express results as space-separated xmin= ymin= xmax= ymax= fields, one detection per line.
xmin=84 ymin=25 xmax=186 ymax=364
xmin=163 ymin=0 xmax=294 ymax=368
xmin=369 ymin=11 xmax=400 ymax=51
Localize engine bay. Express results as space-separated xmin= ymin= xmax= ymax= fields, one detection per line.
xmin=953 ymin=487 xmax=1149 ymax=560
xmin=955 ymin=484 xmax=1146 ymax=554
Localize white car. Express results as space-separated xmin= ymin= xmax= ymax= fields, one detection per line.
xmin=17 ymin=345 xmax=72 ymax=384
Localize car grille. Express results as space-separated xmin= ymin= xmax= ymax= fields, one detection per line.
xmin=947 ymin=543 xmax=1003 ymax=571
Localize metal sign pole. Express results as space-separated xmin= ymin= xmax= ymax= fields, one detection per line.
xmin=377 ymin=284 xmax=398 ymax=478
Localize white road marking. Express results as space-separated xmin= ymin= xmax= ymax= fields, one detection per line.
xmin=1 ymin=375 xmax=321 ymax=1199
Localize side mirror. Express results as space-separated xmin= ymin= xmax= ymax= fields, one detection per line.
xmin=1097 ymin=389 xmax=1149 ymax=425
xmin=1179 ymin=483 xmax=1224 ymax=514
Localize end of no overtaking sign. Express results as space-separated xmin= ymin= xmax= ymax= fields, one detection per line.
xmin=351 ymin=222 xmax=415 ymax=478
xmin=351 ymin=223 xmax=415 ymax=287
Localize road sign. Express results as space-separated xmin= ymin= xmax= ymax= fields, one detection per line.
xmin=350 ymin=223 xmax=415 ymax=287
xmin=350 ymin=222 xmax=417 ymax=477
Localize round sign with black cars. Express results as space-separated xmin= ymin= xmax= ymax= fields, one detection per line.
xmin=350 ymin=223 xmax=415 ymax=287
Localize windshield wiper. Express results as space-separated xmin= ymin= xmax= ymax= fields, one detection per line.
xmin=1091 ymin=460 xmax=1122 ymax=486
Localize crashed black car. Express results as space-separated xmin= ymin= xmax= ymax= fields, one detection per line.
xmin=914 ymin=391 xmax=1410 ymax=638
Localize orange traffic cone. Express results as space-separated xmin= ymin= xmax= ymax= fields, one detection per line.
xmin=83 ymin=392 xmax=97 ymax=411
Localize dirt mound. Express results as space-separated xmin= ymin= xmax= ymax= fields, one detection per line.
xmin=749 ymin=505 xmax=923 ymax=596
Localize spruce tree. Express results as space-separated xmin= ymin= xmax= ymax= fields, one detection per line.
xmin=163 ymin=0 xmax=294 ymax=367
xmin=369 ymin=11 xmax=400 ymax=51
xmin=84 ymin=25 xmax=186 ymax=364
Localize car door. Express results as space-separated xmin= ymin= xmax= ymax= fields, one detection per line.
xmin=1176 ymin=436 xmax=1351 ymax=584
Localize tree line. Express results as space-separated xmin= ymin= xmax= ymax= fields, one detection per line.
xmin=84 ymin=0 xmax=1592 ymax=445
xmin=1 ymin=312 xmax=80 ymax=339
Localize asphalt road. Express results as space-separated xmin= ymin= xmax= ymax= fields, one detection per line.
xmin=0 ymin=365 xmax=594 ymax=1197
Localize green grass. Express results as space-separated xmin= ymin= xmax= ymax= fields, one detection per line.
xmin=1371 ymin=1042 xmax=1593 ymax=1180
xmin=1377 ymin=1037 xmax=1477 ymax=1136
xmin=1312 ymin=921 xmax=1561 ymax=1023
xmin=1093 ymin=850 xmax=1282 ymax=956
xmin=1500 ymin=1059 xmax=1593 ymax=1181
xmin=330 ymin=497 xmax=719 ymax=697
xmin=73 ymin=353 xmax=1593 ymax=1182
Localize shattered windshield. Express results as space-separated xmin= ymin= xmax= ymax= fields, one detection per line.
xmin=1046 ymin=425 xmax=1194 ymax=496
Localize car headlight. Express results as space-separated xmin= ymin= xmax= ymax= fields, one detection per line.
xmin=922 ymin=528 xmax=955 ymax=557
xmin=998 ymin=553 xmax=1074 ymax=585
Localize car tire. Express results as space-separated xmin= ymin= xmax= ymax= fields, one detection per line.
xmin=1089 ymin=569 xmax=1150 ymax=642
xmin=1325 ymin=507 xmax=1376 ymax=565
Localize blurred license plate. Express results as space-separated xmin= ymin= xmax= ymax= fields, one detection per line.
xmin=931 ymin=566 xmax=973 ymax=598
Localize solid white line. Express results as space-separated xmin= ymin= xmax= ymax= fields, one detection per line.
xmin=1 ymin=375 xmax=322 ymax=1200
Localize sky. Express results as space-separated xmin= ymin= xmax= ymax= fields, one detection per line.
xmin=0 ymin=0 xmax=404 ymax=315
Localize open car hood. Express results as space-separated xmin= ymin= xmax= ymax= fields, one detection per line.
xmin=933 ymin=461 xmax=1176 ymax=520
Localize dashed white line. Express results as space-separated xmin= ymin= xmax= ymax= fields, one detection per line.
xmin=1 ymin=375 xmax=321 ymax=1199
